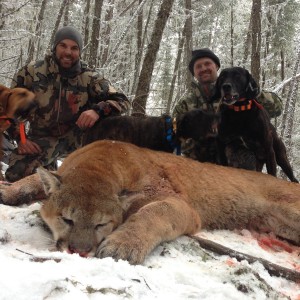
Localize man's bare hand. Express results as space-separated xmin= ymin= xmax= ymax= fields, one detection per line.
xmin=76 ymin=109 xmax=99 ymax=129
xmin=18 ymin=140 xmax=42 ymax=155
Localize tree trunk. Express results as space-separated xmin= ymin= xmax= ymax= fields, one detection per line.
xmin=230 ymin=3 xmax=234 ymax=67
xmin=0 ymin=1 xmax=5 ymax=32
xmin=103 ymin=0 xmax=148 ymax=68
xmin=63 ymin=0 xmax=70 ymax=26
xmin=242 ymin=14 xmax=252 ymax=66
xmin=250 ymin=0 xmax=261 ymax=83
xmin=132 ymin=0 xmax=175 ymax=116
xmin=88 ymin=0 xmax=104 ymax=68
xmin=130 ymin=0 xmax=154 ymax=96
xmin=100 ymin=0 xmax=115 ymax=66
xmin=82 ymin=0 xmax=91 ymax=61
xmin=47 ymin=0 xmax=70 ymax=53
xmin=166 ymin=24 xmax=186 ymax=114
xmin=280 ymin=49 xmax=286 ymax=95
xmin=184 ymin=0 xmax=193 ymax=91
xmin=280 ymin=48 xmax=300 ymax=157
xmin=26 ymin=0 xmax=47 ymax=64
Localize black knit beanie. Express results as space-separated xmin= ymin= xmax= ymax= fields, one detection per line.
xmin=189 ymin=48 xmax=220 ymax=75
xmin=52 ymin=26 xmax=83 ymax=53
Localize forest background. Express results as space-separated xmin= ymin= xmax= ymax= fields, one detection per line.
xmin=0 ymin=0 xmax=300 ymax=179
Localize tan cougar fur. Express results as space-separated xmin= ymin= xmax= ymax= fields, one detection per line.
xmin=1 ymin=140 xmax=299 ymax=264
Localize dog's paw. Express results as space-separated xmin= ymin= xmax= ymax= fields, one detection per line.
xmin=95 ymin=231 xmax=148 ymax=265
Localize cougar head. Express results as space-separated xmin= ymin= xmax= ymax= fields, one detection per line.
xmin=37 ymin=167 xmax=123 ymax=257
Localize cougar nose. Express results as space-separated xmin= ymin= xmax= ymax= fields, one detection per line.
xmin=222 ymin=83 xmax=232 ymax=93
xmin=68 ymin=245 xmax=93 ymax=257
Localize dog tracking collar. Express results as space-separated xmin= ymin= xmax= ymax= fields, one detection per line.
xmin=19 ymin=122 xmax=27 ymax=144
xmin=164 ymin=116 xmax=181 ymax=155
xmin=227 ymin=99 xmax=263 ymax=112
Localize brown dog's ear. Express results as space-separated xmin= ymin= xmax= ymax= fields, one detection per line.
xmin=245 ymin=71 xmax=260 ymax=98
xmin=0 ymin=85 xmax=11 ymax=114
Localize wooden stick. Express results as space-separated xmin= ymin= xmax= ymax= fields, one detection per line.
xmin=191 ymin=235 xmax=300 ymax=282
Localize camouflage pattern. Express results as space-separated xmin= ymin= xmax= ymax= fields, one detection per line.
xmin=172 ymin=80 xmax=282 ymax=118
xmin=5 ymin=127 xmax=81 ymax=182
xmin=173 ymin=81 xmax=218 ymax=117
xmin=6 ymin=54 xmax=130 ymax=181
xmin=258 ymin=90 xmax=283 ymax=118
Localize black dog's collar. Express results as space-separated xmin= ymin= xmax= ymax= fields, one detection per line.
xmin=227 ymin=99 xmax=263 ymax=112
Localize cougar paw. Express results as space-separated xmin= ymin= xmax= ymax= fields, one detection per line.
xmin=95 ymin=233 xmax=147 ymax=265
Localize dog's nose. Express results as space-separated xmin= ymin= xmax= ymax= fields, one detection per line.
xmin=222 ymin=83 xmax=232 ymax=93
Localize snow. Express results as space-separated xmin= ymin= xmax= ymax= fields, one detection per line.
xmin=0 ymin=202 xmax=299 ymax=300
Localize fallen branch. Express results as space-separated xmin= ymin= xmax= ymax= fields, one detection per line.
xmin=191 ymin=235 xmax=300 ymax=282
xmin=16 ymin=248 xmax=61 ymax=263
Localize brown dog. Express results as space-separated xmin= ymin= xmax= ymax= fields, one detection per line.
xmin=0 ymin=85 xmax=36 ymax=179
xmin=83 ymin=111 xmax=220 ymax=161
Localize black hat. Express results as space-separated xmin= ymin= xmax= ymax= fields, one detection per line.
xmin=189 ymin=48 xmax=220 ymax=75
xmin=52 ymin=26 xmax=83 ymax=53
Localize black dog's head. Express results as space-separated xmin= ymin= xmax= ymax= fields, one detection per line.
xmin=213 ymin=67 xmax=260 ymax=105
xmin=176 ymin=109 xmax=220 ymax=141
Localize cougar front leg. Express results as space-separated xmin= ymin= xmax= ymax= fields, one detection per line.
xmin=96 ymin=196 xmax=201 ymax=264
xmin=0 ymin=173 xmax=45 ymax=205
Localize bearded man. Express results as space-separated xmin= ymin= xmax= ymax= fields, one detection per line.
xmin=6 ymin=26 xmax=130 ymax=182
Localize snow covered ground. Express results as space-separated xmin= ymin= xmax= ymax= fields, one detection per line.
xmin=0 ymin=202 xmax=299 ymax=300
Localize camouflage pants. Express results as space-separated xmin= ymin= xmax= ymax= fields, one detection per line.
xmin=5 ymin=127 xmax=82 ymax=182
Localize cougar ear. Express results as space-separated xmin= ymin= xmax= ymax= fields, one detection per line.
xmin=245 ymin=71 xmax=260 ymax=98
xmin=36 ymin=167 xmax=62 ymax=196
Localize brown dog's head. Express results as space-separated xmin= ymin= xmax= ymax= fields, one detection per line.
xmin=213 ymin=67 xmax=260 ymax=105
xmin=0 ymin=85 xmax=36 ymax=131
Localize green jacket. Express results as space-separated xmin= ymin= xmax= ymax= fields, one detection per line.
xmin=11 ymin=54 xmax=130 ymax=137
xmin=173 ymin=81 xmax=282 ymax=119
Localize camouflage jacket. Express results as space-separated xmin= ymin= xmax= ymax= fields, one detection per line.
xmin=173 ymin=81 xmax=282 ymax=119
xmin=11 ymin=54 xmax=130 ymax=137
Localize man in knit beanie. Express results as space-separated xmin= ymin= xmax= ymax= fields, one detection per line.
xmin=172 ymin=47 xmax=282 ymax=168
xmin=173 ymin=48 xmax=220 ymax=117
xmin=6 ymin=26 xmax=129 ymax=182
xmin=52 ymin=26 xmax=83 ymax=77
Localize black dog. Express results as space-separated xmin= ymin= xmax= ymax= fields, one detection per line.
xmin=83 ymin=111 xmax=220 ymax=161
xmin=213 ymin=66 xmax=298 ymax=183
xmin=175 ymin=110 xmax=220 ymax=163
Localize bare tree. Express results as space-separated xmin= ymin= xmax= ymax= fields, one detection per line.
xmin=166 ymin=30 xmax=185 ymax=114
xmin=230 ymin=2 xmax=234 ymax=66
xmin=242 ymin=14 xmax=252 ymax=67
xmin=130 ymin=0 xmax=154 ymax=96
xmin=82 ymin=0 xmax=92 ymax=61
xmin=47 ymin=0 xmax=70 ymax=52
xmin=184 ymin=0 xmax=193 ymax=91
xmin=26 ymin=0 xmax=47 ymax=64
xmin=103 ymin=0 xmax=148 ymax=68
xmin=132 ymin=0 xmax=175 ymax=115
xmin=88 ymin=0 xmax=104 ymax=68
xmin=100 ymin=0 xmax=115 ymax=66
xmin=250 ymin=0 xmax=261 ymax=83
xmin=63 ymin=0 xmax=70 ymax=26
xmin=280 ymin=46 xmax=300 ymax=156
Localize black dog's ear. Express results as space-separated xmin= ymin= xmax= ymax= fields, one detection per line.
xmin=245 ymin=71 xmax=260 ymax=98
xmin=210 ymin=77 xmax=222 ymax=102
